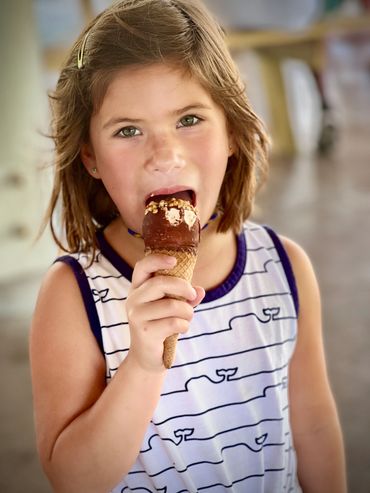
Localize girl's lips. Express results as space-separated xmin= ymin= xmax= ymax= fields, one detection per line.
xmin=145 ymin=187 xmax=196 ymax=206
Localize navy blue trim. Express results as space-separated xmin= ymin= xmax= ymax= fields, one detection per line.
xmin=96 ymin=230 xmax=133 ymax=282
xmin=202 ymin=232 xmax=247 ymax=303
xmin=263 ymin=226 xmax=299 ymax=316
xmin=55 ymin=255 xmax=104 ymax=354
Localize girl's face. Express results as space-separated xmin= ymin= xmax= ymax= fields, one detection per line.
xmin=82 ymin=63 xmax=233 ymax=234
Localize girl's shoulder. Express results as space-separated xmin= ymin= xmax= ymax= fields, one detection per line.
xmin=256 ymin=224 xmax=321 ymax=322
xmin=30 ymin=243 xmax=118 ymax=351
xmin=244 ymin=220 xmax=314 ymax=275
xmin=278 ymin=234 xmax=321 ymax=314
xmin=244 ymin=221 xmax=318 ymax=314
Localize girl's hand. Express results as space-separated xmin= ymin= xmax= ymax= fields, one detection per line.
xmin=126 ymin=254 xmax=205 ymax=372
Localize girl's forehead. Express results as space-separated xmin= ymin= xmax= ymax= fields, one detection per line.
xmin=98 ymin=63 xmax=213 ymax=111
xmin=106 ymin=63 xmax=199 ymax=93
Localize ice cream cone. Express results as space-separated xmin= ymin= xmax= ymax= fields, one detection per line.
xmin=144 ymin=246 xmax=197 ymax=368
xmin=142 ymin=192 xmax=200 ymax=369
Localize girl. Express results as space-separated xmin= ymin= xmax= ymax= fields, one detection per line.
xmin=30 ymin=1 xmax=346 ymax=492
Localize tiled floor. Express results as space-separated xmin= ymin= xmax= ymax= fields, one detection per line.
xmin=0 ymin=39 xmax=369 ymax=492
xmin=255 ymin=39 xmax=370 ymax=492
xmin=0 ymin=317 xmax=51 ymax=493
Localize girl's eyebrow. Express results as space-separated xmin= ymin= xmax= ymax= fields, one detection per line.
xmin=102 ymin=103 xmax=212 ymax=130
xmin=172 ymin=103 xmax=212 ymax=116
xmin=103 ymin=116 xmax=143 ymax=129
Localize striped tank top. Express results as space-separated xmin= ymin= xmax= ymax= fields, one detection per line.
xmin=58 ymin=221 xmax=302 ymax=492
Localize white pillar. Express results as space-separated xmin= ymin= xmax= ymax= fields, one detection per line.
xmin=0 ymin=0 xmax=55 ymax=291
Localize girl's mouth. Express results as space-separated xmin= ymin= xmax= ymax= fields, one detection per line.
xmin=145 ymin=189 xmax=196 ymax=206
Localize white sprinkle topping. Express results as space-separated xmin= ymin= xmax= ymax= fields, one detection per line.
xmin=184 ymin=209 xmax=197 ymax=228
xmin=165 ymin=207 xmax=181 ymax=226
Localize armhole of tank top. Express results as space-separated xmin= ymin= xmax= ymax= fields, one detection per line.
xmin=55 ymin=256 xmax=104 ymax=355
xmin=263 ymin=226 xmax=300 ymax=317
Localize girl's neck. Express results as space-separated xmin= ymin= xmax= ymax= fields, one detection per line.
xmin=192 ymin=220 xmax=237 ymax=291
xmin=103 ymin=216 xmax=237 ymax=292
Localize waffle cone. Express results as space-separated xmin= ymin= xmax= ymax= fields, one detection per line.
xmin=144 ymin=246 xmax=198 ymax=368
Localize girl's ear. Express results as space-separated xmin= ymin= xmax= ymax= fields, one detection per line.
xmin=227 ymin=127 xmax=236 ymax=156
xmin=80 ymin=142 xmax=101 ymax=179
xmin=228 ymin=137 xmax=236 ymax=157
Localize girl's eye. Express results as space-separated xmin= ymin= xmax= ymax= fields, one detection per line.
xmin=178 ymin=115 xmax=201 ymax=128
xmin=117 ymin=126 xmax=140 ymax=138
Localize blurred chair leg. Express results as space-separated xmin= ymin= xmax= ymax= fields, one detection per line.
xmin=310 ymin=64 xmax=339 ymax=155
xmin=256 ymin=50 xmax=297 ymax=156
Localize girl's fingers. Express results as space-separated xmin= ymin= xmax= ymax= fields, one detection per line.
xmin=189 ymin=286 xmax=206 ymax=308
xmin=146 ymin=317 xmax=191 ymax=336
xmin=131 ymin=254 xmax=202 ymax=305
xmin=133 ymin=273 xmax=197 ymax=305
xmin=127 ymin=261 xmax=205 ymax=371
xmin=131 ymin=254 xmax=177 ymax=289
xmin=138 ymin=298 xmax=194 ymax=324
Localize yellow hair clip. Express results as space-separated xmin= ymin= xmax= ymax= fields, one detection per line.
xmin=77 ymin=31 xmax=90 ymax=69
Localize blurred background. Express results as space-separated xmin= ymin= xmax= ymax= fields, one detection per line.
xmin=0 ymin=0 xmax=369 ymax=491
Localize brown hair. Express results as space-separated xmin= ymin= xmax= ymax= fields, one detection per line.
xmin=46 ymin=0 xmax=269 ymax=254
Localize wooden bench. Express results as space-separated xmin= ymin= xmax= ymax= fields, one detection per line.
xmin=227 ymin=13 xmax=370 ymax=155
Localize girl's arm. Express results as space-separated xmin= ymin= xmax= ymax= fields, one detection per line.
xmin=30 ymin=255 xmax=203 ymax=493
xmin=282 ymin=236 xmax=347 ymax=493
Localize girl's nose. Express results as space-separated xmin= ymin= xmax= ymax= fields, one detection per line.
xmin=145 ymin=136 xmax=186 ymax=173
